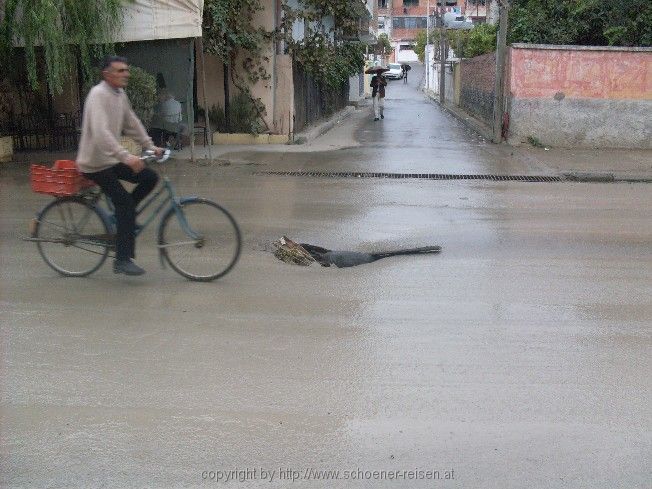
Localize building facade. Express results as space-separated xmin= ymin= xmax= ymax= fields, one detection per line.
xmin=377 ymin=0 xmax=490 ymax=62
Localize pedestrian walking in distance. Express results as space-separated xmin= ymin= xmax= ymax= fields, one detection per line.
xmin=401 ymin=64 xmax=411 ymax=84
xmin=371 ymin=72 xmax=387 ymax=121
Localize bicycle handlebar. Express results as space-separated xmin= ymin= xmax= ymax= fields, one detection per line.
xmin=141 ymin=148 xmax=171 ymax=164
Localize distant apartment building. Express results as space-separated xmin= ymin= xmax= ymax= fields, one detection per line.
xmin=377 ymin=0 xmax=490 ymax=62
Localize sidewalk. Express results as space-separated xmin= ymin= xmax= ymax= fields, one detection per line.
xmin=171 ymin=103 xmax=365 ymax=161
xmin=4 ymin=94 xmax=651 ymax=181
xmin=4 ymin=102 xmax=368 ymax=166
xmin=424 ymin=89 xmax=652 ymax=182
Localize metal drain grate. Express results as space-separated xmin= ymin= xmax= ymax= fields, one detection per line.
xmin=256 ymin=171 xmax=564 ymax=183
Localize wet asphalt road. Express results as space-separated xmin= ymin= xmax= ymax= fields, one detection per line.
xmin=1 ymin=65 xmax=651 ymax=488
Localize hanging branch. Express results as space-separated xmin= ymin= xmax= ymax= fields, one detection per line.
xmin=0 ymin=0 xmax=128 ymax=94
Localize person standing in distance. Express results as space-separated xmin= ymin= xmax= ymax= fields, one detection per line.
xmin=370 ymin=71 xmax=387 ymax=121
xmin=76 ymin=56 xmax=164 ymax=276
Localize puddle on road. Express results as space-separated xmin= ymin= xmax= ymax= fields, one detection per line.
xmin=272 ymin=236 xmax=441 ymax=268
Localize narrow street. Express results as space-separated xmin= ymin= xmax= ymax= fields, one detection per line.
xmin=228 ymin=64 xmax=551 ymax=176
xmin=0 ymin=64 xmax=650 ymax=488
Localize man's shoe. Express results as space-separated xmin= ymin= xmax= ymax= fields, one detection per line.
xmin=381 ymin=114 xmax=384 ymax=119
xmin=374 ymin=117 xmax=379 ymax=121
xmin=113 ymin=259 xmax=146 ymax=276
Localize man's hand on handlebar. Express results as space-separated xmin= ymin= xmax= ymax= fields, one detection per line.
xmin=127 ymin=147 xmax=170 ymax=172
xmin=142 ymin=147 xmax=172 ymax=163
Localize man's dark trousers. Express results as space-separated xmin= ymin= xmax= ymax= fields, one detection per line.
xmin=83 ymin=163 xmax=158 ymax=261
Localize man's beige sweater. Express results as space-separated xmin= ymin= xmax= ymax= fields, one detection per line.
xmin=76 ymin=81 xmax=154 ymax=173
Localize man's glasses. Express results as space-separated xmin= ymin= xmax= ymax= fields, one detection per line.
xmin=115 ymin=68 xmax=130 ymax=73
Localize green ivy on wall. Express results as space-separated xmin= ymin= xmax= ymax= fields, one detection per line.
xmin=280 ymin=0 xmax=366 ymax=91
xmin=202 ymin=0 xmax=272 ymax=132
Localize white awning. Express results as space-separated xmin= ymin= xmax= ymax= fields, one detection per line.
xmin=116 ymin=0 xmax=204 ymax=42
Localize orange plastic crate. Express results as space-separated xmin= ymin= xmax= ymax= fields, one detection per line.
xmin=30 ymin=160 xmax=95 ymax=197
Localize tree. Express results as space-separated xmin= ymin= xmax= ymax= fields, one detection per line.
xmin=374 ymin=33 xmax=393 ymax=56
xmin=508 ymin=0 xmax=652 ymax=47
xmin=414 ymin=30 xmax=428 ymax=62
xmin=465 ymin=23 xmax=497 ymax=57
xmin=414 ymin=25 xmax=496 ymax=61
xmin=0 ymin=0 xmax=127 ymax=95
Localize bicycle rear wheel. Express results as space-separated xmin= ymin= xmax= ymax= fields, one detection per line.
xmin=35 ymin=197 xmax=110 ymax=277
xmin=158 ymin=198 xmax=241 ymax=281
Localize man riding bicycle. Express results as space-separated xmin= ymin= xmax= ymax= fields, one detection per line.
xmin=76 ymin=56 xmax=164 ymax=276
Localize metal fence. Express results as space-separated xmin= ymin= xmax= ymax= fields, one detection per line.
xmin=7 ymin=112 xmax=80 ymax=152
xmin=292 ymin=61 xmax=349 ymax=134
xmin=459 ymin=52 xmax=496 ymax=126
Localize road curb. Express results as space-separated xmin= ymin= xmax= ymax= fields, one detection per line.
xmin=563 ymin=172 xmax=615 ymax=183
xmin=292 ymin=105 xmax=357 ymax=144
xmin=424 ymin=90 xmax=494 ymax=142
xmin=563 ymin=171 xmax=652 ymax=183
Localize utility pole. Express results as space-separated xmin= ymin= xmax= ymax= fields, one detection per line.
xmin=426 ymin=0 xmax=430 ymax=91
xmin=439 ymin=1 xmax=446 ymax=104
xmin=492 ymin=1 xmax=509 ymax=143
xmin=387 ymin=0 xmax=392 ymax=64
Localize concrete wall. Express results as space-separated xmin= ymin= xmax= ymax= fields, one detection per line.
xmin=424 ymin=46 xmax=459 ymax=107
xmin=198 ymin=51 xmax=294 ymax=135
xmin=274 ymin=55 xmax=294 ymax=135
xmin=396 ymin=46 xmax=419 ymax=63
xmin=507 ymin=44 xmax=652 ymax=148
xmin=445 ymin=63 xmax=457 ymax=104
xmin=424 ymin=45 xmax=437 ymax=93
xmin=429 ymin=64 xmax=457 ymax=106
xmin=349 ymin=72 xmax=365 ymax=104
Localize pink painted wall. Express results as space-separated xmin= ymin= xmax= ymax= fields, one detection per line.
xmin=509 ymin=47 xmax=652 ymax=100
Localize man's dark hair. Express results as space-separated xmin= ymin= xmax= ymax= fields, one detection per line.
xmin=100 ymin=55 xmax=128 ymax=71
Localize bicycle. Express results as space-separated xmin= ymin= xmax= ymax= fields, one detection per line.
xmin=25 ymin=150 xmax=242 ymax=281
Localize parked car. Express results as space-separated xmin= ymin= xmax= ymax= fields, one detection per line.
xmin=385 ymin=63 xmax=404 ymax=80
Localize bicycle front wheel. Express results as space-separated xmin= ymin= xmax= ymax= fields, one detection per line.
xmin=158 ymin=198 xmax=241 ymax=281
xmin=35 ymin=197 xmax=110 ymax=277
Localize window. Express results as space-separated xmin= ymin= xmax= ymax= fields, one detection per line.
xmin=378 ymin=0 xmax=387 ymax=8
xmin=399 ymin=44 xmax=415 ymax=51
xmin=403 ymin=0 xmax=419 ymax=6
xmin=392 ymin=16 xmax=427 ymax=29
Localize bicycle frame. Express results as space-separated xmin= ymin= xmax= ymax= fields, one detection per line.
xmin=100 ymin=176 xmax=199 ymax=240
